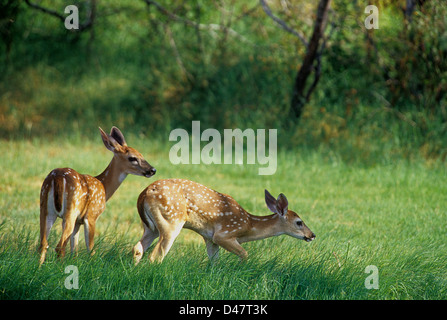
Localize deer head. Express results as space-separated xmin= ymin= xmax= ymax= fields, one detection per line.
xmin=99 ymin=126 xmax=156 ymax=178
xmin=265 ymin=189 xmax=315 ymax=242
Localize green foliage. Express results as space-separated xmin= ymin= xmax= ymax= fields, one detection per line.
xmin=0 ymin=0 xmax=446 ymax=163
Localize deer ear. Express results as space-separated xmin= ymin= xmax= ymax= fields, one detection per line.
xmin=265 ymin=189 xmax=278 ymax=214
xmin=99 ymin=127 xmax=123 ymax=153
xmin=276 ymin=193 xmax=288 ymax=216
xmin=110 ymin=126 xmax=127 ymax=147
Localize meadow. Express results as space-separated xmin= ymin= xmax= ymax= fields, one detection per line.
xmin=0 ymin=137 xmax=445 ymax=300
xmin=1 ymin=1 xmax=446 ymax=301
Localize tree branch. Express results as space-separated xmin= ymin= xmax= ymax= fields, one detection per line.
xmin=24 ymin=0 xmax=95 ymax=32
xmin=79 ymin=0 xmax=96 ymax=31
xmin=142 ymin=0 xmax=250 ymax=43
xmin=373 ymin=92 xmax=417 ymax=127
xmin=24 ymin=0 xmax=65 ymax=23
xmin=164 ymin=24 xmax=193 ymax=82
xmin=259 ymin=0 xmax=308 ymax=48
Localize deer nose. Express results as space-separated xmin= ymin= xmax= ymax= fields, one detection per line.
xmin=145 ymin=167 xmax=156 ymax=177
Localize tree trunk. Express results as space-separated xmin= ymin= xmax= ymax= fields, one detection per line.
xmin=290 ymin=0 xmax=331 ymax=119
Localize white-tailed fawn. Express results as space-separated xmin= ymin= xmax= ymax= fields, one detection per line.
xmin=133 ymin=179 xmax=315 ymax=264
xmin=39 ymin=127 xmax=156 ymax=265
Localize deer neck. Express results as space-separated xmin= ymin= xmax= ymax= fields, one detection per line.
xmin=95 ymin=156 xmax=128 ymax=201
xmin=240 ymin=213 xmax=284 ymax=243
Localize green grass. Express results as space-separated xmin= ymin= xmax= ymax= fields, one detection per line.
xmin=0 ymin=137 xmax=446 ymax=300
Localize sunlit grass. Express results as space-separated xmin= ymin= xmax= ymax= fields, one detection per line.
xmin=0 ymin=138 xmax=446 ymax=299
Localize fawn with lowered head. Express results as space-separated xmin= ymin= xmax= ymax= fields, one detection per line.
xmin=39 ymin=127 xmax=156 ymax=265
xmin=133 ymin=179 xmax=315 ymax=264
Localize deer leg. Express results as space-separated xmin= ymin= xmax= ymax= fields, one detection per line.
xmin=84 ymin=217 xmax=96 ymax=255
xmin=39 ymin=207 xmax=57 ymax=265
xmin=213 ymin=235 xmax=248 ymax=260
xmin=55 ymin=216 xmax=76 ymax=258
xmin=149 ymin=221 xmax=184 ymax=263
xmin=204 ymin=238 xmax=220 ymax=261
xmin=133 ymin=226 xmax=159 ymax=265
xmin=70 ymin=222 xmax=81 ymax=255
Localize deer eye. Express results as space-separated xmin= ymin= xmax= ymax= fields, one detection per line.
xmin=296 ymin=220 xmax=303 ymax=227
xmin=128 ymin=156 xmax=139 ymax=165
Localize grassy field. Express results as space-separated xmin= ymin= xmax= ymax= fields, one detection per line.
xmin=0 ymin=137 xmax=446 ymax=300
xmin=0 ymin=0 xmax=445 ymax=303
